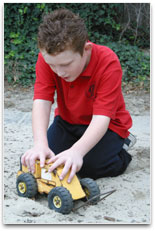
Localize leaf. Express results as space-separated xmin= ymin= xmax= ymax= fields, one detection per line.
xmin=10 ymin=32 xmax=19 ymax=39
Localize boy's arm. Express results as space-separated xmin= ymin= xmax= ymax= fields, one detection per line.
xmin=32 ymin=99 xmax=51 ymax=146
xmin=21 ymin=99 xmax=55 ymax=172
xmin=72 ymin=115 xmax=110 ymax=155
xmin=48 ymin=115 xmax=110 ymax=182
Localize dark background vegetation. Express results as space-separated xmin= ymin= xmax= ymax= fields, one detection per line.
xmin=4 ymin=3 xmax=150 ymax=90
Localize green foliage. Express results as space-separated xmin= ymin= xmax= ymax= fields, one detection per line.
xmin=4 ymin=3 xmax=150 ymax=89
xmin=106 ymin=42 xmax=150 ymax=90
xmin=4 ymin=3 xmax=43 ymax=85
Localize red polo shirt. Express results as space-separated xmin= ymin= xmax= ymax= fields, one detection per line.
xmin=34 ymin=42 xmax=132 ymax=138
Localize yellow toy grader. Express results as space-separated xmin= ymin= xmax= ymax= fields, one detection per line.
xmin=16 ymin=159 xmax=100 ymax=214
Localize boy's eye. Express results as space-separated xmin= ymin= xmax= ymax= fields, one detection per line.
xmin=61 ymin=61 xmax=72 ymax=67
xmin=61 ymin=64 xmax=69 ymax=67
xmin=49 ymin=61 xmax=72 ymax=69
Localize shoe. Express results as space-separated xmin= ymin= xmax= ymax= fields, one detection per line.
xmin=123 ymin=133 xmax=137 ymax=151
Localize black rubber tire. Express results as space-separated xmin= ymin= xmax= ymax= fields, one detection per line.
xmin=16 ymin=173 xmax=38 ymax=198
xmin=80 ymin=178 xmax=100 ymax=204
xmin=48 ymin=187 xmax=73 ymax=214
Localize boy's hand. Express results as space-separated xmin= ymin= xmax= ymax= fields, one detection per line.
xmin=47 ymin=148 xmax=83 ymax=183
xmin=21 ymin=144 xmax=55 ymax=173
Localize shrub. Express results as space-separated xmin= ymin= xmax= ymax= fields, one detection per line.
xmin=4 ymin=3 xmax=150 ymax=89
xmin=106 ymin=42 xmax=150 ymax=90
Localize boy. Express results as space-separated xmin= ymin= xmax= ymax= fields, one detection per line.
xmin=22 ymin=8 xmax=136 ymax=183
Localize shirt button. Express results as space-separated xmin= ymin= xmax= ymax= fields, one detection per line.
xmin=70 ymin=84 xmax=74 ymax=88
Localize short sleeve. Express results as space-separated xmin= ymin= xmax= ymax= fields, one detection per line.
xmin=34 ymin=53 xmax=56 ymax=103
xmin=93 ymin=57 xmax=123 ymax=119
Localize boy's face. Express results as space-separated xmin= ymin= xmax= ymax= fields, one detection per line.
xmin=41 ymin=43 xmax=92 ymax=82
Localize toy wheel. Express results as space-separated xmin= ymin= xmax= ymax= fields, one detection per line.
xmin=16 ymin=173 xmax=38 ymax=198
xmin=48 ymin=187 xmax=73 ymax=214
xmin=80 ymin=178 xmax=100 ymax=204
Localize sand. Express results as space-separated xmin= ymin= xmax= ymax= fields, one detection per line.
xmin=3 ymin=84 xmax=150 ymax=224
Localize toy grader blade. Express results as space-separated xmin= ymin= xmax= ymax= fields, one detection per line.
xmin=16 ymin=159 xmax=100 ymax=214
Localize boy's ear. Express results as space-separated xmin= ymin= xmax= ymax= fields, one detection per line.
xmin=84 ymin=42 xmax=92 ymax=51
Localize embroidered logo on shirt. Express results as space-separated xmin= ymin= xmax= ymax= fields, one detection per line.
xmin=86 ymin=83 xmax=95 ymax=99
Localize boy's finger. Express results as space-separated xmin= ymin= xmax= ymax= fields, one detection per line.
xmin=47 ymin=155 xmax=58 ymax=164
xmin=28 ymin=155 xmax=37 ymax=173
xmin=67 ymin=165 xmax=77 ymax=183
xmin=48 ymin=158 xmax=63 ymax=173
xmin=40 ymin=155 xmax=45 ymax=168
xmin=21 ymin=153 xmax=27 ymax=166
xmin=59 ymin=161 xmax=71 ymax=181
xmin=25 ymin=154 xmax=31 ymax=169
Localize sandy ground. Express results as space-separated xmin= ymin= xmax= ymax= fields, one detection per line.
xmin=3 ymin=84 xmax=150 ymax=224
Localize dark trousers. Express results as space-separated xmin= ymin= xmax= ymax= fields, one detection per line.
xmin=47 ymin=116 xmax=132 ymax=180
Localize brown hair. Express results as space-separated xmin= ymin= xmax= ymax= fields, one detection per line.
xmin=37 ymin=8 xmax=88 ymax=56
